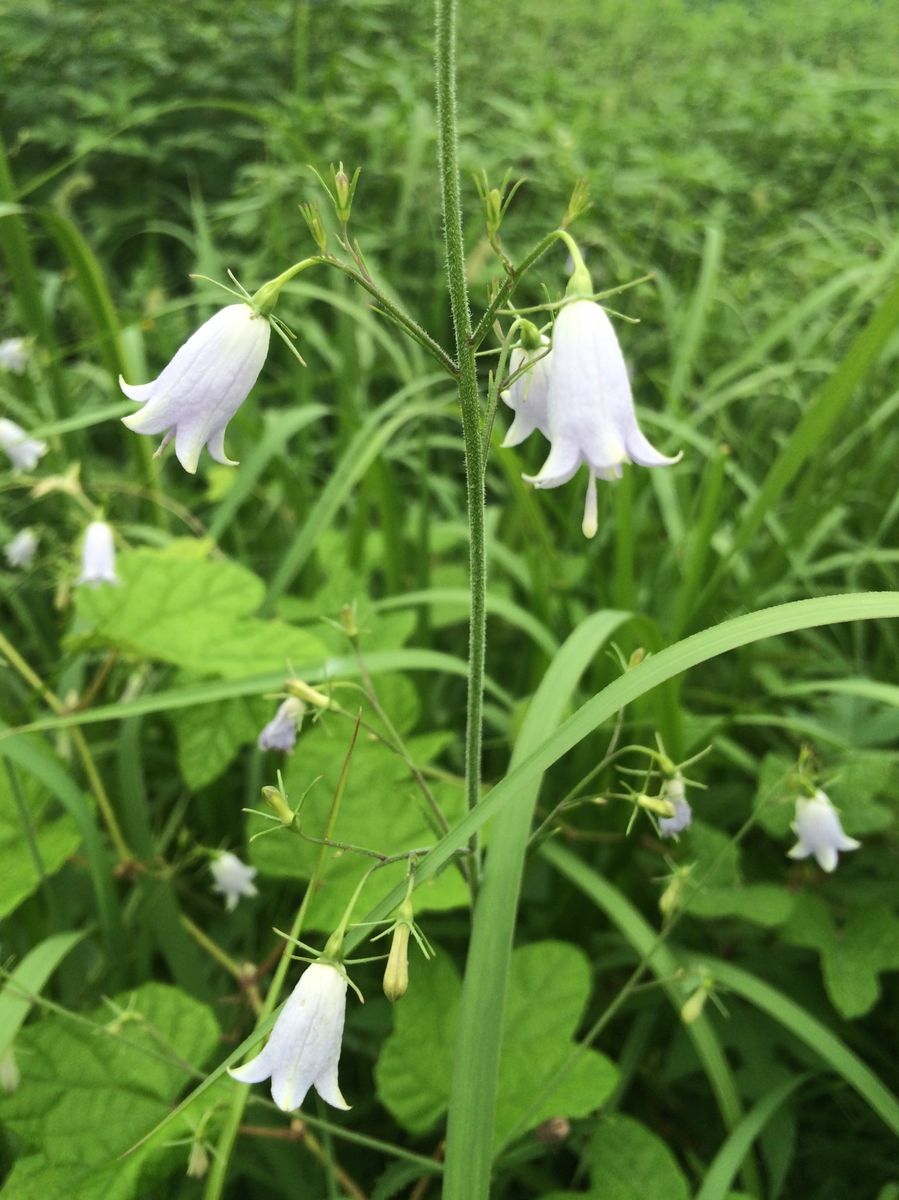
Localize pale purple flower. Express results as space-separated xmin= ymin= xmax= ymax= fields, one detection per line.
xmin=77 ymin=520 xmax=119 ymax=587
xmin=5 ymin=528 xmax=39 ymax=569
xmin=501 ymin=340 xmax=552 ymax=448
xmin=0 ymin=338 xmax=29 ymax=374
xmin=523 ymin=300 xmax=680 ymax=538
xmin=258 ymin=697 xmax=305 ymax=752
xmin=0 ymin=418 xmax=47 ymax=473
xmin=787 ymin=789 xmax=860 ymax=873
xmin=210 ymin=851 xmax=258 ymax=912
xmin=230 ymin=961 xmax=350 ymax=1112
xmin=659 ymin=774 xmax=693 ymax=839
xmin=120 ymin=303 xmax=271 ymax=474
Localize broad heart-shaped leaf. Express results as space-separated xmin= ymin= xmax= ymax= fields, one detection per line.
xmin=375 ymin=941 xmax=618 ymax=1149
xmin=782 ymin=894 xmax=899 ymax=1018
xmin=0 ymin=763 xmax=80 ymax=918
xmin=541 ymin=1114 xmax=690 ymax=1200
xmin=74 ymin=541 xmax=326 ymax=678
xmin=175 ymin=693 xmax=270 ymax=789
xmin=0 ymin=982 xmax=219 ymax=1199
xmin=248 ymin=723 xmax=467 ymax=931
xmin=678 ymin=822 xmax=794 ymax=927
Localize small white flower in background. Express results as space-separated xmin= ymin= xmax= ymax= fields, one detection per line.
xmin=501 ymin=337 xmax=552 ymax=449
xmin=5 ymin=527 xmax=39 ymax=569
xmin=258 ymin=696 xmax=305 ymax=752
xmin=76 ymin=520 xmax=119 ymax=587
xmin=120 ymin=303 xmax=271 ymax=474
xmin=0 ymin=417 xmax=47 ymax=473
xmin=0 ymin=1047 xmax=20 ymax=1094
xmin=0 ymin=338 xmax=29 ymax=374
xmin=230 ymin=961 xmax=350 ymax=1112
xmin=658 ymin=773 xmax=693 ymax=839
xmin=210 ymin=851 xmax=258 ymax=912
xmin=787 ymin=789 xmax=860 ymax=873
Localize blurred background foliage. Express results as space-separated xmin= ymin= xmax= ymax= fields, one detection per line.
xmin=1 ymin=1 xmax=898 ymax=1197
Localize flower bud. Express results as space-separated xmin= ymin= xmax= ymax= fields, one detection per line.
xmin=186 ymin=1140 xmax=210 ymax=1179
xmin=300 ymin=202 xmax=328 ymax=253
xmin=262 ymin=784 xmax=295 ymax=825
xmin=383 ymin=921 xmax=411 ymax=1003
xmin=286 ymin=679 xmax=334 ymax=710
xmin=340 ymin=603 xmax=359 ymax=640
xmin=332 ymin=162 xmax=360 ymax=224
xmin=680 ymin=986 xmax=708 ymax=1025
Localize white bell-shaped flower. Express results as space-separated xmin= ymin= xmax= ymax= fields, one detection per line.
xmin=0 ymin=338 xmax=29 ymax=374
xmin=230 ymin=961 xmax=350 ymax=1112
xmin=0 ymin=418 xmax=47 ymax=473
xmin=501 ymin=338 xmax=552 ymax=449
xmin=787 ymin=789 xmax=860 ymax=873
xmin=77 ymin=520 xmax=119 ymax=587
xmin=120 ymin=303 xmax=271 ymax=474
xmin=258 ymin=697 xmax=305 ymax=752
xmin=523 ymin=298 xmax=680 ymax=538
xmin=210 ymin=851 xmax=258 ymax=912
xmin=658 ymin=774 xmax=693 ymax=839
xmin=5 ymin=528 xmax=39 ymax=569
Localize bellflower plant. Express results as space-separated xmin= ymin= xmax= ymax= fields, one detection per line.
xmin=0 ymin=418 xmax=47 ymax=474
xmin=210 ymin=851 xmax=258 ymax=912
xmin=120 ymin=303 xmax=271 ymax=473
xmin=230 ymin=961 xmax=350 ymax=1112
xmin=5 ymin=528 xmax=39 ymax=569
xmin=77 ymin=520 xmax=119 ymax=587
xmin=522 ymin=252 xmax=680 ymax=537
xmin=787 ymin=789 xmax=860 ymax=872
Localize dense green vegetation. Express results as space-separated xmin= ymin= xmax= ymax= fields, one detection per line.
xmin=1 ymin=1 xmax=898 ymax=1197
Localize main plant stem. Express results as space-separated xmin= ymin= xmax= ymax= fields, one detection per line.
xmin=435 ymin=0 xmax=486 ymax=843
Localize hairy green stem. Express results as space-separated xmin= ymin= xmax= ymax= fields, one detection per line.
xmin=435 ymin=0 xmax=487 ymax=842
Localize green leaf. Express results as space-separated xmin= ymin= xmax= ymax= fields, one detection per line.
xmin=0 ymin=983 xmax=219 ymax=1198
xmin=541 ymin=1114 xmax=689 ymax=1200
xmin=680 ymin=823 xmax=794 ymax=926
xmin=783 ymin=894 xmax=899 ymax=1018
xmin=0 ymin=763 xmax=81 ymax=918
xmin=74 ymin=541 xmax=326 ymax=677
xmin=376 ymin=941 xmax=618 ymax=1148
xmin=175 ymin=694 xmax=270 ymax=789
xmin=249 ymin=723 xmax=467 ymax=930
xmin=0 ymin=931 xmax=88 ymax=1058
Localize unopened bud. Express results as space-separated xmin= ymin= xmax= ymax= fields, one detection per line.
xmin=262 ymin=784 xmax=294 ymax=825
xmin=562 ymin=177 xmax=591 ymax=229
xmin=680 ymin=987 xmax=708 ymax=1025
xmin=518 ymin=319 xmax=544 ymax=352
xmin=383 ymin=921 xmax=411 ymax=1002
xmin=627 ymin=647 xmax=646 ymax=669
xmin=186 ymin=1140 xmax=210 ymax=1179
xmin=485 ymin=187 xmax=503 ymax=235
xmin=300 ymin=202 xmax=328 ymax=253
xmin=286 ymin=679 xmax=333 ymax=710
xmin=332 ymin=162 xmax=360 ymax=224
xmin=340 ymin=603 xmax=359 ymax=640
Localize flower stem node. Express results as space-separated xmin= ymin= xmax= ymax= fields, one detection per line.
xmin=229 ymin=961 xmax=350 ymax=1112
xmin=120 ymin=303 xmax=271 ymax=473
xmin=787 ymin=789 xmax=860 ymax=873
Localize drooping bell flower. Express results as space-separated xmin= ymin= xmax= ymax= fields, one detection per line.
xmin=501 ymin=321 xmax=552 ymax=449
xmin=77 ymin=520 xmax=119 ymax=587
xmin=787 ymin=789 xmax=860 ymax=873
xmin=0 ymin=418 xmax=47 ymax=473
xmin=658 ymin=774 xmax=693 ymax=839
xmin=210 ymin=851 xmax=258 ymax=912
xmin=523 ymin=254 xmax=680 ymax=538
xmin=120 ymin=303 xmax=271 ymax=474
xmin=5 ymin=528 xmax=39 ymax=569
xmin=257 ymin=697 xmax=305 ymax=752
xmin=230 ymin=961 xmax=350 ymax=1112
